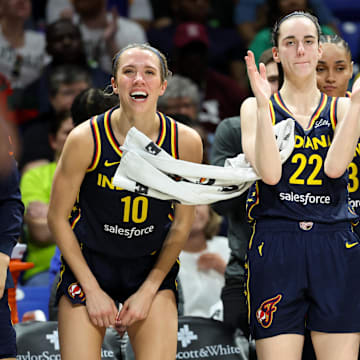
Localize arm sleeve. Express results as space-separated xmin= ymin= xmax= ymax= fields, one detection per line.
xmin=210 ymin=117 xmax=247 ymax=215
xmin=20 ymin=165 xmax=51 ymax=209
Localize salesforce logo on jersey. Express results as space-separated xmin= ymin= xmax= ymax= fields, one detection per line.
xmin=176 ymin=317 xmax=248 ymax=359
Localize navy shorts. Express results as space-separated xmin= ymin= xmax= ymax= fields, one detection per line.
xmin=0 ymin=290 xmax=16 ymax=358
xmin=246 ymin=219 xmax=360 ymax=340
xmin=56 ymin=244 xmax=179 ymax=306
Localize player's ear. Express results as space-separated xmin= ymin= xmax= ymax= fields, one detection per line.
xmin=272 ymin=47 xmax=280 ymax=63
xmin=111 ymin=77 xmax=119 ymax=95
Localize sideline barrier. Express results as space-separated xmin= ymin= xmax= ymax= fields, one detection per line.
xmin=177 ymin=316 xmax=249 ymax=360
xmin=14 ymin=321 xmax=123 ymax=359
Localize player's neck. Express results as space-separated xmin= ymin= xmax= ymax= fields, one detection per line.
xmin=111 ymin=108 xmax=160 ymax=143
xmin=280 ymin=80 xmax=321 ymax=117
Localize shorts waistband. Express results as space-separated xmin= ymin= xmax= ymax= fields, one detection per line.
xmin=255 ymin=218 xmax=352 ymax=232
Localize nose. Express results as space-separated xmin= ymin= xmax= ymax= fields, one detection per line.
xmin=134 ymin=71 xmax=145 ymax=83
xmin=326 ymin=69 xmax=336 ymax=83
xmin=297 ymin=41 xmax=305 ymax=56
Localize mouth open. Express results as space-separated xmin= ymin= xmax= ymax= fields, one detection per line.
xmin=130 ymin=91 xmax=148 ymax=101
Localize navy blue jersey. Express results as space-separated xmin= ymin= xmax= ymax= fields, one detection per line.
xmin=70 ymin=107 xmax=179 ymax=257
xmin=0 ymin=138 xmax=24 ymax=289
xmin=344 ymin=92 xmax=360 ymax=217
xmin=247 ymin=92 xmax=358 ymax=223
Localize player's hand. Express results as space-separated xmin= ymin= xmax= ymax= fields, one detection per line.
xmin=245 ymin=50 xmax=272 ymax=106
xmin=115 ymin=288 xmax=154 ymax=328
xmin=197 ymin=253 xmax=227 ymax=274
xmin=103 ymin=6 xmax=118 ymax=43
xmin=85 ymin=286 xmax=118 ymax=328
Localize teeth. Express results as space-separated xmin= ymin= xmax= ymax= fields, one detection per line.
xmin=130 ymin=91 xmax=147 ymax=97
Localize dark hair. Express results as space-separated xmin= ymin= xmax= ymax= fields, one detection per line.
xmin=48 ymin=65 xmax=92 ymax=97
xmin=112 ymin=43 xmax=171 ymax=82
xmin=272 ymin=11 xmax=321 ymax=47
xmin=70 ymin=88 xmax=119 ymax=125
xmin=258 ymin=48 xmax=284 ymax=89
xmin=49 ymin=110 xmax=72 ymax=136
xmin=204 ymin=206 xmax=222 ymax=240
xmin=258 ymin=48 xmax=275 ymax=66
xmin=320 ymin=34 xmax=352 ymax=58
xmin=45 ymin=18 xmax=81 ymax=44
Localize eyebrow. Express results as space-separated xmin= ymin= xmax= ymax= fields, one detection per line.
xmin=282 ymin=35 xmax=316 ymax=41
xmin=318 ymin=60 xmax=346 ymax=64
xmin=122 ymin=64 xmax=158 ymax=70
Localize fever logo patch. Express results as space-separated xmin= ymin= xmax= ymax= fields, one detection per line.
xmin=256 ymin=294 xmax=282 ymax=328
xmin=68 ymin=282 xmax=86 ymax=302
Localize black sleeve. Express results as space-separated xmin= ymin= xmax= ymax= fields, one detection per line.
xmin=210 ymin=117 xmax=247 ymax=215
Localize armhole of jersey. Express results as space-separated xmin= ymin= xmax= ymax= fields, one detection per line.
xmin=170 ymin=118 xmax=179 ymax=159
xmin=330 ymin=96 xmax=338 ymax=130
xmin=87 ymin=116 xmax=101 ymax=172
xmin=269 ymin=100 xmax=276 ymax=125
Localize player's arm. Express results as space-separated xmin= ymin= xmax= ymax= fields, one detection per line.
xmin=47 ymin=122 xmax=118 ymax=327
xmin=241 ymin=50 xmax=282 ymax=185
xmin=117 ymin=124 xmax=203 ymax=326
xmin=0 ymin=159 xmax=24 ymax=298
xmin=325 ymin=91 xmax=360 ymax=178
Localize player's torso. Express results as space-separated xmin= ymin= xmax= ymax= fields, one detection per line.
xmin=247 ymin=92 xmax=357 ymax=223
xmin=70 ymin=107 xmax=179 ymax=257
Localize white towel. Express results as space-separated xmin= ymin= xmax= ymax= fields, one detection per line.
xmin=112 ymin=119 xmax=295 ymax=205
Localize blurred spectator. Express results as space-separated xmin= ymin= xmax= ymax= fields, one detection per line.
xmin=70 ymin=87 xmax=118 ymax=126
xmin=178 ymin=204 xmax=230 ymax=319
xmin=157 ymin=74 xmax=200 ymax=121
xmin=147 ymin=0 xmax=247 ymax=88
xmin=235 ymin=0 xmax=339 ymax=46
xmin=20 ymin=110 xmax=74 ymax=286
xmin=249 ymin=0 xmax=336 ymax=65
xmin=172 ymin=22 xmax=248 ymax=136
xmin=0 ymin=0 xmax=48 ymax=90
xmin=0 ymin=74 xmax=20 ymax=165
xmin=69 ymin=0 xmax=147 ymax=74
xmin=151 ymin=0 xmax=236 ymax=29
xmin=19 ymin=65 xmax=91 ymax=173
xmin=46 ymin=0 xmax=154 ymax=31
xmin=16 ymin=18 xmax=111 ymax=125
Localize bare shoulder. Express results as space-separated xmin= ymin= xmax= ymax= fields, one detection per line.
xmin=352 ymin=76 xmax=360 ymax=92
xmin=240 ymin=97 xmax=257 ymax=117
xmin=336 ymin=96 xmax=352 ymax=124
xmin=176 ymin=121 xmax=203 ymax=164
xmin=58 ymin=119 xmax=95 ymax=172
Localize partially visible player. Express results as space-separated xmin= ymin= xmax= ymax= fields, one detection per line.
xmin=0 ymin=133 xmax=24 ymax=360
xmin=316 ymin=35 xmax=360 ymax=230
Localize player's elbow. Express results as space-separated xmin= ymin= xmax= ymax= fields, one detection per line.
xmin=324 ymin=161 xmax=346 ymax=179
xmin=263 ymin=175 xmax=281 ymax=186
xmin=261 ymin=167 xmax=282 ymax=185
